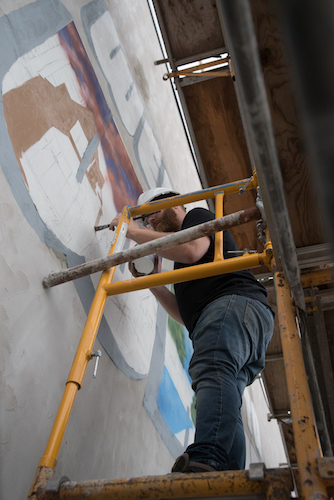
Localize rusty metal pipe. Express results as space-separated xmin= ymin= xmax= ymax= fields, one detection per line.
xmin=35 ymin=468 xmax=293 ymax=500
xmin=274 ymin=271 xmax=329 ymax=499
xmin=43 ymin=206 xmax=261 ymax=288
xmin=300 ymin=266 xmax=334 ymax=288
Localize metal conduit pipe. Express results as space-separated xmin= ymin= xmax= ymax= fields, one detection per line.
xmin=216 ymin=0 xmax=305 ymax=311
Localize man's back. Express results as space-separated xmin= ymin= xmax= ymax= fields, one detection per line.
xmin=174 ymin=208 xmax=269 ymax=333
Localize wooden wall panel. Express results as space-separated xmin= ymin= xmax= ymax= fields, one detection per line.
xmin=251 ymin=0 xmax=325 ymax=247
xmin=183 ymin=77 xmax=265 ymax=258
xmin=156 ymin=0 xmax=224 ymax=61
xmin=263 ymin=290 xmax=290 ymax=411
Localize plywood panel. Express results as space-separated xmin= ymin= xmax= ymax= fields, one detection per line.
xmin=251 ymin=0 xmax=325 ymax=247
xmin=263 ymin=292 xmax=290 ymax=411
xmin=263 ymin=363 xmax=290 ymax=411
xmin=183 ymin=78 xmax=252 ymax=185
xmin=156 ymin=0 xmax=225 ymax=61
xmin=183 ymin=76 xmax=267 ymax=260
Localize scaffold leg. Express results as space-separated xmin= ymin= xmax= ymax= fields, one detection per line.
xmin=274 ymin=271 xmax=329 ymax=500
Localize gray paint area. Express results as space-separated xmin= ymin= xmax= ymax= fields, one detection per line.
xmin=0 ymin=1 xmax=286 ymax=500
xmin=76 ymin=131 xmax=100 ymax=183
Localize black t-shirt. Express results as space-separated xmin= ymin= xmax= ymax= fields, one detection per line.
xmin=174 ymin=208 xmax=270 ymax=333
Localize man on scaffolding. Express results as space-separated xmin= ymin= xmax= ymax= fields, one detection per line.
xmin=110 ymin=187 xmax=274 ymax=473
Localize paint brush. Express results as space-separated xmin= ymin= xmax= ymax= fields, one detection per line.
xmin=94 ymin=223 xmax=111 ymax=231
xmin=94 ymin=211 xmax=161 ymax=231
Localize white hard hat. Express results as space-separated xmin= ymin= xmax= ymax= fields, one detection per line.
xmin=137 ymin=187 xmax=179 ymax=205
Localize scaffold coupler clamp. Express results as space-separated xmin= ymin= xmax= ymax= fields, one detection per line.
xmin=256 ymin=190 xmax=267 ymax=245
xmin=45 ymin=475 xmax=70 ymax=494
xmin=91 ymin=350 xmax=102 ymax=379
xmin=248 ymin=462 xmax=265 ymax=481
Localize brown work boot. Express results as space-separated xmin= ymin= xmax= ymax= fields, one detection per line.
xmin=171 ymin=453 xmax=216 ymax=473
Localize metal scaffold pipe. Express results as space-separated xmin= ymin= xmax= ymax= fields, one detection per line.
xmin=217 ymin=0 xmax=305 ymax=311
xmin=28 ymin=208 xmax=131 ymax=498
xmin=35 ymin=468 xmax=293 ymax=500
xmin=274 ymin=270 xmax=329 ymax=500
xmin=43 ymin=206 xmax=261 ymax=288
xmin=103 ymin=250 xmax=266 ymax=297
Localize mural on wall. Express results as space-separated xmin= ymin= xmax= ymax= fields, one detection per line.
xmin=1 ymin=19 xmax=157 ymax=379
xmin=157 ymin=316 xmax=195 ymax=448
xmin=81 ymin=0 xmax=169 ymax=189
xmin=81 ymin=0 xmax=196 ymax=457
xmin=0 ymin=0 xmax=195 ymax=458
xmin=142 ymin=302 xmax=196 ymax=455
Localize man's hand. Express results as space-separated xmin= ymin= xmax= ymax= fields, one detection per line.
xmin=129 ymin=255 xmax=184 ymax=325
xmin=109 ymin=213 xmax=140 ymax=238
xmin=129 ymin=255 xmax=161 ymax=277
xmin=109 ymin=209 xmax=210 ymax=264
xmin=109 ymin=213 xmax=122 ymax=231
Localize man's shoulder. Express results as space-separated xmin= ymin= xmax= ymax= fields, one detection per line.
xmin=185 ymin=207 xmax=214 ymax=223
xmin=184 ymin=208 xmax=234 ymax=242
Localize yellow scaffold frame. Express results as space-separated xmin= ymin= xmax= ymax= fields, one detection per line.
xmin=28 ymin=172 xmax=334 ymax=500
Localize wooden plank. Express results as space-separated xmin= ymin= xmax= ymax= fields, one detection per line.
xmin=263 ymin=363 xmax=290 ymax=410
xmin=156 ymin=0 xmax=225 ymax=61
xmin=182 ymin=77 xmax=268 ymax=266
xmin=251 ymin=0 xmax=325 ymax=247
xmin=183 ymin=78 xmax=252 ymax=185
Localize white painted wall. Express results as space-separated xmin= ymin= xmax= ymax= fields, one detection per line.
xmin=0 ymin=2 xmax=286 ymax=500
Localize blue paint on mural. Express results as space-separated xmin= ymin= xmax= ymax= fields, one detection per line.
xmin=183 ymin=329 xmax=193 ymax=385
xmin=158 ymin=366 xmax=193 ymax=435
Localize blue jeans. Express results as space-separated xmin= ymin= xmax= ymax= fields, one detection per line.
xmin=185 ymin=294 xmax=274 ymax=471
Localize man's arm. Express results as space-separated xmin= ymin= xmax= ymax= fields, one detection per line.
xmin=150 ymin=285 xmax=184 ymax=325
xmin=128 ymin=260 xmax=184 ymax=325
xmin=110 ymin=215 xmax=210 ymax=264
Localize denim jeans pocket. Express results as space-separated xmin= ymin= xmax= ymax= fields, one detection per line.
xmin=190 ymin=295 xmax=233 ymax=342
xmin=243 ymin=299 xmax=274 ymax=348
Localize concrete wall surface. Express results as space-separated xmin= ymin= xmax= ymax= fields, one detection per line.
xmin=0 ymin=1 xmax=286 ymax=499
